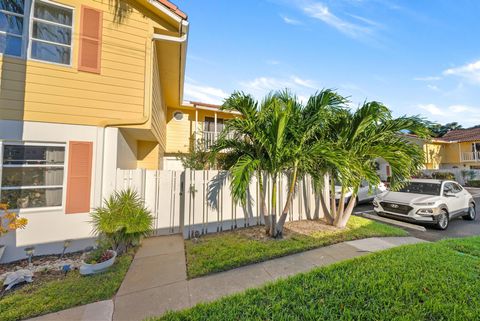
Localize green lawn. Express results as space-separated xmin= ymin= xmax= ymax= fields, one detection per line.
xmin=157 ymin=237 xmax=480 ymax=321
xmin=0 ymin=252 xmax=133 ymax=321
xmin=185 ymin=216 xmax=407 ymax=278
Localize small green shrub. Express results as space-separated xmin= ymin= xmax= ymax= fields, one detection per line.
xmin=90 ymin=189 xmax=153 ymax=254
xmin=431 ymin=171 xmax=455 ymax=180
xmin=467 ymin=180 xmax=480 ymax=187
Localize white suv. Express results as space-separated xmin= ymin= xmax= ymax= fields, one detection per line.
xmin=373 ymin=179 xmax=476 ymax=230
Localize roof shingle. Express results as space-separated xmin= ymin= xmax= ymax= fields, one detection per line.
xmin=156 ymin=0 xmax=187 ymax=20
xmin=441 ymin=128 xmax=480 ymax=142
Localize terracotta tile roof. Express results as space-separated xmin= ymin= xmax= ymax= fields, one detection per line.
xmin=156 ymin=0 xmax=187 ymax=19
xmin=441 ymin=127 xmax=480 ymax=142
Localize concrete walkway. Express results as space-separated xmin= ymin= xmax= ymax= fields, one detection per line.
xmin=29 ymin=235 xmax=426 ymax=321
xmin=114 ymin=235 xmax=425 ymax=321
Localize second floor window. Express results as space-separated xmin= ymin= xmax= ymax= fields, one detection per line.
xmin=0 ymin=0 xmax=73 ymax=65
xmin=0 ymin=0 xmax=25 ymax=56
xmin=30 ymin=0 xmax=72 ymax=64
xmin=204 ymin=117 xmax=224 ymax=133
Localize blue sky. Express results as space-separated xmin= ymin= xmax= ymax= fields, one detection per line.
xmin=180 ymin=0 xmax=480 ymax=127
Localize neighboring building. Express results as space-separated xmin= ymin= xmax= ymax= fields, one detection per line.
xmin=0 ymin=0 xmax=190 ymax=262
xmin=164 ymin=101 xmax=239 ymax=170
xmin=421 ymin=128 xmax=480 ymax=170
xmin=377 ymin=128 xmax=480 ymax=182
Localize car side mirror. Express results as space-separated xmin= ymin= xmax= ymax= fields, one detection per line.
xmin=444 ymin=192 xmax=455 ymax=197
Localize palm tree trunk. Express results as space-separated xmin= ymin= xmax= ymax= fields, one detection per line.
xmin=313 ymin=192 xmax=320 ymax=220
xmin=258 ymin=170 xmax=270 ymax=235
xmin=276 ymin=165 xmax=298 ymax=238
xmin=319 ymin=191 xmax=334 ymax=224
xmin=330 ymin=175 xmax=337 ymax=222
xmin=336 ymin=186 xmax=346 ymax=217
xmin=270 ymin=174 xmax=277 ymax=236
xmin=334 ymin=192 xmax=357 ymax=228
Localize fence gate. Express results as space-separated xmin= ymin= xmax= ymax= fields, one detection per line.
xmin=116 ymin=169 xmax=184 ymax=236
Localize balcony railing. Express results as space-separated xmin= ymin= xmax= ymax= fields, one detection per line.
xmin=461 ymin=152 xmax=480 ymax=162
xmin=198 ymin=131 xmax=234 ymax=150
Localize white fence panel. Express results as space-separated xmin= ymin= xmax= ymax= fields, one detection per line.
xmin=116 ymin=169 xmax=330 ymax=239
xmin=421 ymin=168 xmax=480 ymax=185
xmin=115 ymin=169 xmax=145 ymax=198
xmin=116 ymin=169 xmax=183 ymax=236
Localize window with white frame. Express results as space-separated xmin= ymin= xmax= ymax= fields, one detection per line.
xmin=29 ymin=0 xmax=73 ymax=65
xmin=0 ymin=0 xmax=26 ymax=57
xmin=0 ymin=143 xmax=65 ymax=209
xmin=0 ymin=0 xmax=74 ymax=65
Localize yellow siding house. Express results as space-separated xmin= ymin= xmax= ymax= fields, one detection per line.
xmin=0 ymin=0 xmax=189 ymax=262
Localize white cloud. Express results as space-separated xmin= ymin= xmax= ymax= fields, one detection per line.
xmin=413 ymin=76 xmax=442 ymax=81
xmin=281 ymin=15 xmax=302 ymax=25
xmin=427 ymin=84 xmax=440 ymax=91
xmin=266 ymin=59 xmax=280 ymax=65
xmin=347 ymin=13 xmax=382 ymax=27
xmin=240 ymin=76 xmax=318 ymax=94
xmin=302 ymin=2 xmax=373 ymax=39
xmin=416 ymin=103 xmax=480 ymax=126
xmin=443 ymin=60 xmax=480 ymax=84
xmin=449 ymin=104 xmax=479 ymax=113
xmin=239 ymin=75 xmax=321 ymax=101
xmin=418 ymin=103 xmax=446 ymax=116
xmin=184 ymin=83 xmax=229 ymax=105
xmin=292 ymin=76 xmax=317 ymax=89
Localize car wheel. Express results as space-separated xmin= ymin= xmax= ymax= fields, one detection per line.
xmin=463 ymin=203 xmax=476 ymax=221
xmin=436 ymin=210 xmax=449 ymax=230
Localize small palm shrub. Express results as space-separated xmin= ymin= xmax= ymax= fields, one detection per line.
xmin=90 ymin=189 xmax=153 ymax=254
xmin=431 ymin=171 xmax=455 ymax=180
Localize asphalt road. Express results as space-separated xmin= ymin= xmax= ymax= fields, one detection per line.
xmin=353 ymin=194 xmax=480 ymax=242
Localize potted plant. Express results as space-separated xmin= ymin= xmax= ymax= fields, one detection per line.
xmin=0 ymin=203 xmax=28 ymax=261
xmin=79 ymin=246 xmax=117 ymax=275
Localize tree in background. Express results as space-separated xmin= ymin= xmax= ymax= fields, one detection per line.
xmin=177 ymin=136 xmax=213 ymax=170
xmin=428 ymin=122 xmax=462 ymax=137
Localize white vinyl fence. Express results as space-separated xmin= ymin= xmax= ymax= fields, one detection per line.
xmin=421 ymin=169 xmax=480 ymax=185
xmin=116 ymin=169 xmax=330 ymax=238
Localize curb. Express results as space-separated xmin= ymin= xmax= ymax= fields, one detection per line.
xmin=358 ymin=212 xmax=427 ymax=232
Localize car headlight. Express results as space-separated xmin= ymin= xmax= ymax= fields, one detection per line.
xmin=413 ymin=202 xmax=436 ymax=206
xmin=416 ymin=208 xmax=435 ymax=215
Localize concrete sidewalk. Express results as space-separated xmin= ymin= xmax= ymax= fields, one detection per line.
xmin=113 ymin=235 xmax=425 ymax=321
xmin=30 ymin=235 xmax=426 ymax=321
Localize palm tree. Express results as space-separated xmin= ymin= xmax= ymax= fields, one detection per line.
xmin=214 ymin=90 xmax=351 ymax=237
xmin=212 ymin=92 xmax=272 ymax=234
xmin=273 ymin=90 xmax=350 ymax=236
xmin=321 ymin=102 xmax=430 ymax=228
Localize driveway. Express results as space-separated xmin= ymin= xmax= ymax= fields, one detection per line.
xmin=354 ymin=194 xmax=480 ymax=242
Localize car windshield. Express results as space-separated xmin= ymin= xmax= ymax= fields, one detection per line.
xmin=398 ymin=182 xmax=441 ymax=196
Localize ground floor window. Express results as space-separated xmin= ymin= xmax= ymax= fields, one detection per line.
xmin=0 ymin=143 xmax=65 ymax=209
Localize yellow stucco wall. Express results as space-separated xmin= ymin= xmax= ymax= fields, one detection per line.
xmin=165 ymin=107 xmax=237 ymax=154
xmin=442 ymin=143 xmax=461 ymax=164
xmin=137 ymin=140 xmax=162 ymax=169
xmin=423 ymin=142 xmax=444 ymax=169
